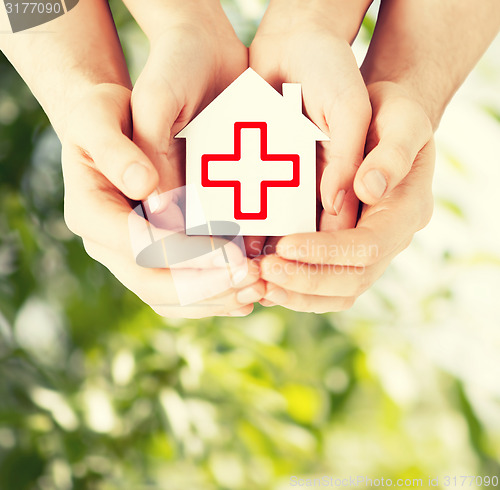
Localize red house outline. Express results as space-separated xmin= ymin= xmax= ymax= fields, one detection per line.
xmin=201 ymin=122 xmax=300 ymax=220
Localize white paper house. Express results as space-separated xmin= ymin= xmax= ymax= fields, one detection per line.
xmin=176 ymin=68 xmax=328 ymax=236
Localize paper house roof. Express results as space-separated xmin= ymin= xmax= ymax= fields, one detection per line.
xmin=176 ymin=68 xmax=328 ymax=142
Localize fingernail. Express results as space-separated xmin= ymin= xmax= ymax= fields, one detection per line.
xmin=332 ymin=189 xmax=346 ymax=215
xmin=147 ymin=189 xmax=161 ymax=214
xmin=363 ymin=170 xmax=387 ymax=199
xmin=123 ymin=163 xmax=150 ymax=196
xmin=236 ymin=285 xmax=261 ymax=305
xmin=266 ymin=287 xmax=288 ymax=304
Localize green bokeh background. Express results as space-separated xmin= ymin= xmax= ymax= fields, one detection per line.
xmin=1 ymin=1 xmax=500 ymax=489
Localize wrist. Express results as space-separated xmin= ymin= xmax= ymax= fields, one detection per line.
xmin=1 ymin=0 xmax=131 ymax=139
xmin=364 ymin=80 xmax=436 ymax=144
xmin=2 ymin=47 xmax=130 ymax=139
xmin=124 ymin=0 xmax=233 ymax=45
xmin=362 ymin=67 xmax=446 ymax=130
xmin=259 ymin=0 xmax=372 ymax=43
xmin=52 ymin=81 xmax=131 ymax=141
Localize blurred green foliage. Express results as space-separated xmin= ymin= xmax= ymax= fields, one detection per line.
xmin=1 ymin=1 xmax=500 ymax=489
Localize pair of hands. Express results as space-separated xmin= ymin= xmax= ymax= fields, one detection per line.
xmin=62 ymin=6 xmax=435 ymax=317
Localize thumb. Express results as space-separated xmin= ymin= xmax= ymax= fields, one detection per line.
xmin=319 ymin=90 xmax=372 ymax=218
xmin=90 ymin=132 xmax=159 ymax=201
xmin=74 ymin=85 xmax=159 ymax=201
xmin=354 ymin=88 xmax=433 ymax=205
xmin=131 ymin=50 xmax=186 ymax=213
xmin=131 ymin=73 xmax=180 ymax=174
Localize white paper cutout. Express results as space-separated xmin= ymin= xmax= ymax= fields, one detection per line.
xmin=176 ymin=68 xmax=329 ymax=236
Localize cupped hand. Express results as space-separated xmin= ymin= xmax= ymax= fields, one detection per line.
xmin=61 ymin=84 xmax=264 ymax=318
xmin=258 ymin=81 xmax=435 ymax=313
xmin=130 ymin=8 xmax=247 ymax=204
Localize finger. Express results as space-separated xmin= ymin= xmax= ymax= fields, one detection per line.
xmin=134 ymin=209 xmax=248 ymax=271
xmin=152 ymin=281 xmax=265 ymax=319
xmin=132 ymin=75 xmax=179 ymax=161
xmin=319 ymin=86 xmax=371 ymax=220
xmin=274 ymin=227 xmax=389 ymax=268
xmin=275 ymin=216 xmax=410 ymax=267
xmin=261 ymin=236 xmax=280 ymax=255
xmin=226 ymin=305 xmax=255 ymax=317
xmin=63 ymin=145 xmax=169 ymax=256
xmin=131 ymin=49 xmax=191 ymax=213
xmin=62 ymin=144 xmax=135 ymax=251
xmin=131 ymin=71 xmax=182 ymax=174
xmin=63 ymin=145 xmax=248 ymax=270
xmin=244 ymin=236 xmax=267 ymax=258
xmin=259 ymin=254 xmax=389 ymax=297
xmin=277 ymin=141 xmax=436 ymax=266
xmin=260 ymin=285 xmax=356 ymax=314
xmin=139 ymin=189 xmax=249 ymax=269
xmin=155 ymin=304 xmax=255 ymax=320
xmin=68 ymin=84 xmax=159 ymax=201
xmin=319 ymin=190 xmax=360 ymax=232
xmin=354 ymin=85 xmax=433 ymax=205
xmin=84 ymin=238 xmax=262 ymax=310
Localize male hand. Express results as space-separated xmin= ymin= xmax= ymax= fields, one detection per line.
xmin=62 ymin=84 xmax=264 ymax=318
xmin=259 ymin=82 xmax=435 ymax=312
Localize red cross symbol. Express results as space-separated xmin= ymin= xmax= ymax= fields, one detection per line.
xmin=201 ymin=122 xmax=300 ymax=220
